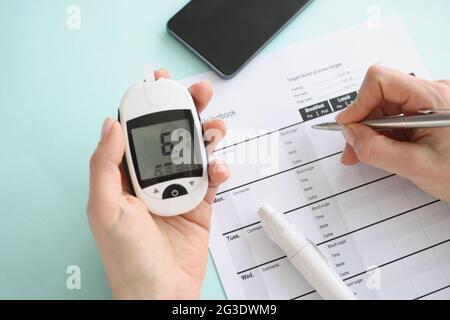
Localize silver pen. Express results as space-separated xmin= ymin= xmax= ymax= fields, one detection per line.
xmin=312 ymin=109 xmax=450 ymax=131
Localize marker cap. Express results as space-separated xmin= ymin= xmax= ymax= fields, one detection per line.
xmin=258 ymin=204 xmax=308 ymax=258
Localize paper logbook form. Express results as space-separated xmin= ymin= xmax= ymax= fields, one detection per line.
xmin=181 ymin=16 xmax=450 ymax=300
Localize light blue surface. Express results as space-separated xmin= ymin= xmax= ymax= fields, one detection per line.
xmin=0 ymin=0 xmax=449 ymax=299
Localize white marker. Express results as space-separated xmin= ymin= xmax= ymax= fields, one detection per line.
xmin=258 ymin=204 xmax=357 ymax=300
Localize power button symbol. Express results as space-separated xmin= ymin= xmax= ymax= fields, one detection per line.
xmin=163 ymin=184 xmax=188 ymax=199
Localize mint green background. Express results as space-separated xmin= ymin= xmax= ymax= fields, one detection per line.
xmin=0 ymin=0 xmax=449 ymax=299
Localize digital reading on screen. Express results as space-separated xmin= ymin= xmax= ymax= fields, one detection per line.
xmin=127 ymin=110 xmax=203 ymax=188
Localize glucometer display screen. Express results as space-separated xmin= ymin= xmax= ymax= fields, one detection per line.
xmin=132 ymin=118 xmax=193 ymax=180
xmin=127 ymin=110 xmax=203 ymax=188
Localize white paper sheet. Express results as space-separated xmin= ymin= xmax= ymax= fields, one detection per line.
xmin=181 ymin=16 xmax=450 ymax=300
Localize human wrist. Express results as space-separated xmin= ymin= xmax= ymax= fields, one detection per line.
xmin=112 ymin=284 xmax=173 ymax=300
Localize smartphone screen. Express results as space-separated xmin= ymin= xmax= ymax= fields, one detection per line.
xmin=167 ymin=0 xmax=312 ymax=79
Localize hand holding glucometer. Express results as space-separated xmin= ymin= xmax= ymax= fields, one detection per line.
xmin=87 ymin=69 xmax=230 ymax=299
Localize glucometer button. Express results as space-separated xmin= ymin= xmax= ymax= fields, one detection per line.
xmin=163 ymin=184 xmax=188 ymax=199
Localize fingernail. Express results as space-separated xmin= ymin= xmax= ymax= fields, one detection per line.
xmin=340 ymin=143 xmax=347 ymax=164
xmin=201 ymin=80 xmax=212 ymax=88
xmin=214 ymin=162 xmax=228 ymax=174
xmin=336 ymin=100 xmax=358 ymax=123
xmin=335 ymin=111 xmax=344 ymax=123
xmin=341 ymin=126 xmax=356 ymax=146
xmin=101 ymin=118 xmax=114 ymax=141
xmin=336 ymin=106 xmax=352 ymax=123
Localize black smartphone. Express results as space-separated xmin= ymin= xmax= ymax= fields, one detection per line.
xmin=167 ymin=0 xmax=313 ymax=79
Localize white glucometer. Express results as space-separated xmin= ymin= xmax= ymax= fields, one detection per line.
xmin=119 ymin=77 xmax=208 ymax=216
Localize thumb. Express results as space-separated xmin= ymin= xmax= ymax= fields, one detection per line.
xmin=88 ymin=119 xmax=125 ymax=220
xmin=341 ymin=124 xmax=425 ymax=177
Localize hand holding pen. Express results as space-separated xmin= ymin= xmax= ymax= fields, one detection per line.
xmin=317 ymin=66 xmax=450 ymax=203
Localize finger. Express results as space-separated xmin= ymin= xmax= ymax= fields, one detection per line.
xmin=203 ymin=119 xmax=227 ymax=139
xmin=88 ymin=119 xmax=125 ymax=219
xmin=382 ymin=100 xmax=403 ymax=116
xmin=203 ymin=119 xmax=227 ymax=155
xmin=204 ymin=160 xmax=230 ymax=205
xmin=119 ymin=163 xmax=133 ymax=195
xmin=341 ymin=143 xmax=359 ymax=166
xmin=155 ymin=68 xmax=170 ymax=80
xmin=336 ymin=66 xmax=441 ymax=124
xmin=341 ymin=123 xmax=426 ymax=177
xmin=181 ymin=161 xmax=230 ymax=231
xmin=189 ymin=81 xmax=213 ymax=113
xmin=383 ymin=129 xmax=411 ymax=142
xmin=437 ymin=79 xmax=450 ymax=87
